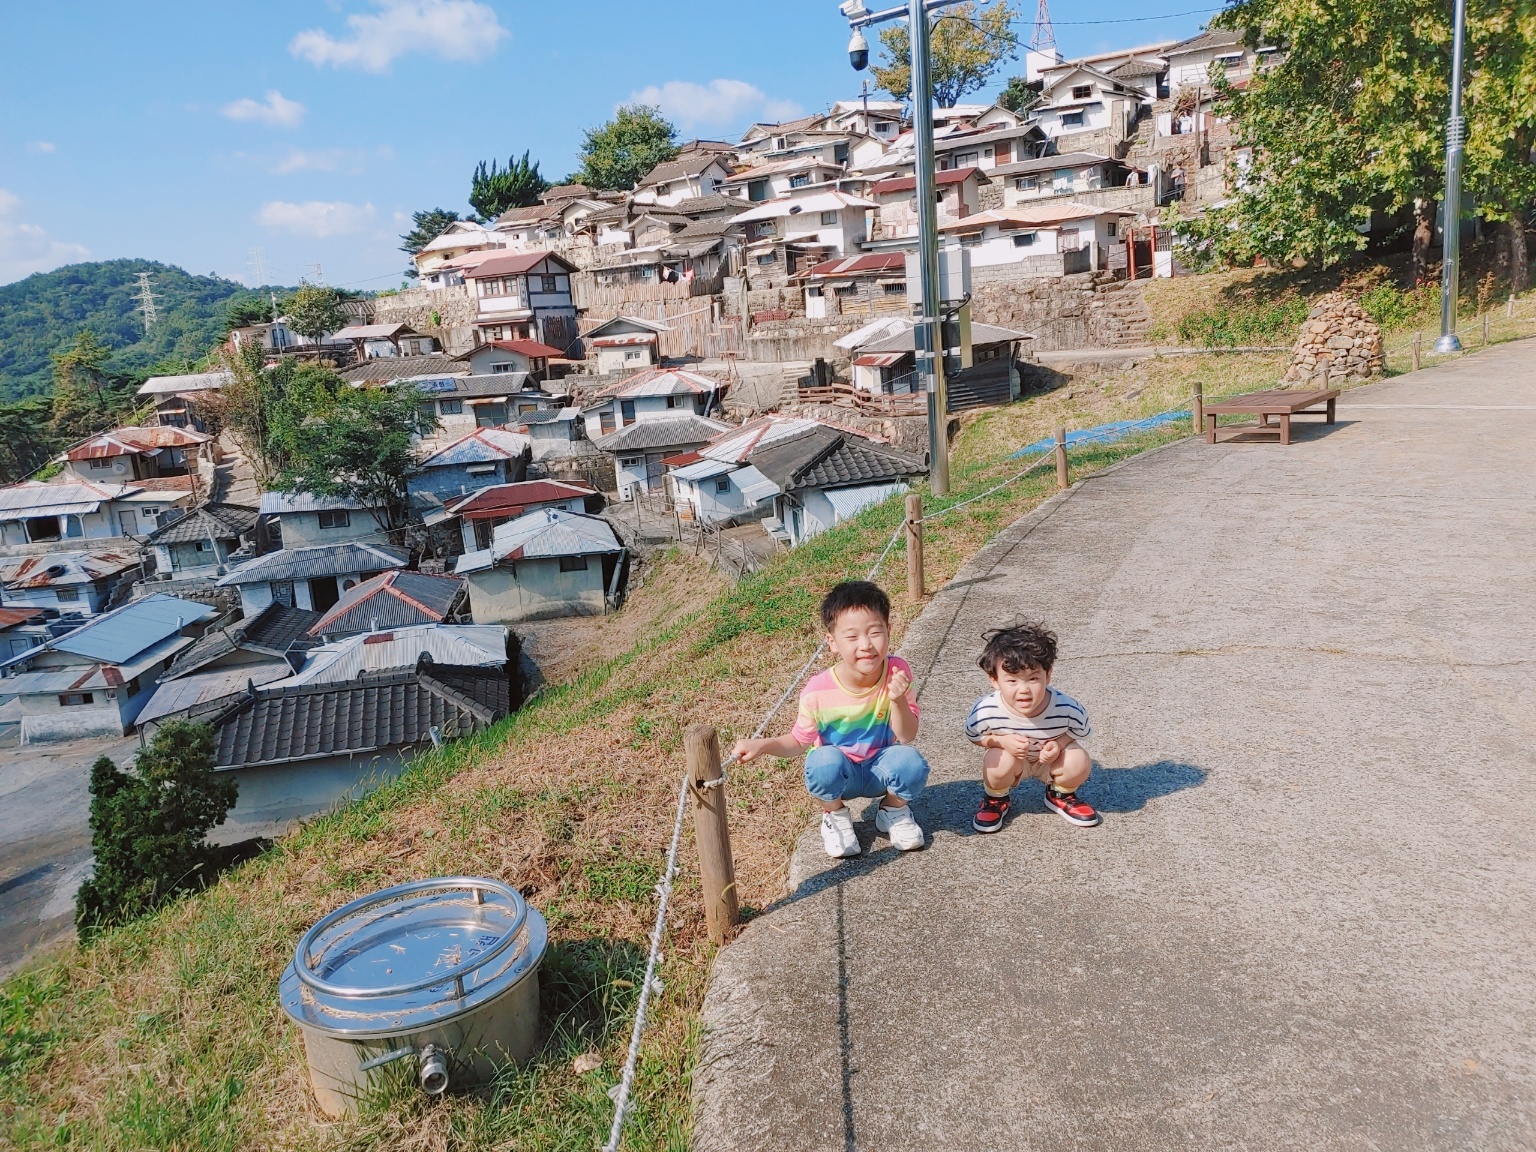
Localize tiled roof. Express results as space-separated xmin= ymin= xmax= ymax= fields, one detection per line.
xmin=1164 ymin=27 xmax=1244 ymax=56
xmin=640 ymin=151 xmax=733 ymax=187
xmin=493 ymin=203 xmax=564 ymax=227
xmin=871 ymin=166 xmax=986 ymax=195
xmin=136 ymin=371 xmax=230 ymax=397
xmin=747 ymin=426 xmax=925 ymax=491
xmin=464 ymin=251 xmax=577 ymax=278
xmin=211 ymin=658 xmax=509 ymax=769
xmin=164 ymin=602 xmax=321 ymax=680
xmin=146 ymin=503 xmax=259 ymax=545
xmin=339 ymin=354 xmax=463 ymax=385
xmin=138 ymin=661 xmax=293 ymax=726
xmin=444 ymin=480 xmax=595 ymax=520
xmin=217 ymin=542 xmax=408 ymax=587
xmin=309 ymin=570 xmax=466 ymax=636
xmin=593 ymin=414 xmax=731 ymax=453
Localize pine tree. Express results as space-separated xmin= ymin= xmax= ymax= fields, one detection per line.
xmin=469 ymin=152 xmax=549 ymax=220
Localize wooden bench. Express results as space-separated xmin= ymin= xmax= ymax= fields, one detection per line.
xmin=1204 ymin=387 xmax=1341 ymax=445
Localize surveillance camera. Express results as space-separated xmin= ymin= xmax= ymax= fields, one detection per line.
xmin=839 ymin=0 xmax=869 ymax=17
xmin=848 ymin=27 xmax=870 ymax=71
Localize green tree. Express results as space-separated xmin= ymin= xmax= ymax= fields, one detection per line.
xmin=272 ymin=381 xmax=438 ymax=536
xmin=997 ymin=74 xmax=1039 ymax=114
xmin=0 ymin=397 xmax=60 ymax=484
xmin=223 ymin=292 xmax=274 ymax=334
xmin=400 ymin=207 xmax=463 ymax=256
xmin=75 ymin=722 xmax=238 ymax=937
xmin=469 ymin=152 xmax=549 ymax=220
xmin=575 ymin=105 xmax=680 ymax=191
xmin=281 ymin=283 xmax=346 ymax=341
xmin=871 ymin=2 xmax=1021 ymax=108
xmin=49 ymin=329 xmax=126 ymax=440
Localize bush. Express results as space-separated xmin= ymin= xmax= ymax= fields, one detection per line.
xmin=75 ymin=721 xmax=238 ymax=937
xmin=1359 ymin=283 xmax=1431 ymax=331
xmin=1175 ymin=295 xmax=1310 ymax=347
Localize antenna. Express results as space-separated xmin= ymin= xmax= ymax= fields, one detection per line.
xmin=133 ymin=272 xmax=159 ymax=333
xmin=1030 ymin=0 xmax=1057 ymax=51
xmin=247 ymin=247 xmax=266 ymax=286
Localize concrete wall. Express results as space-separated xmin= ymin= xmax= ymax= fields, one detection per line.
xmin=1 ymin=581 xmax=112 ymax=616
xmin=464 ymin=556 xmax=608 ymax=623
xmin=17 ymin=675 xmax=157 ymax=744
xmin=968 ymin=269 xmax=1151 ymax=351
xmin=277 ymin=510 xmax=381 ymax=548
xmin=209 ymin=752 xmax=409 ymax=844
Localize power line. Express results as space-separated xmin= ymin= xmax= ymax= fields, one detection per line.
xmin=133 ymin=272 xmax=159 ymax=333
xmin=306 ymin=262 xmax=326 ymax=286
xmin=1048 ymin=6 xmax=1220 ymax=24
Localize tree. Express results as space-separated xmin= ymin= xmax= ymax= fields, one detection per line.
xmin=75 ymin=721 xmax=238 ymax=937
xmin=272 ymin=380 xmax=438 ymax=536
xmin=400 ymin=208 xmax=463 ymax=256
xmin=223 ymin=293 xmax=274 ymax=334
xmin=575 ymin=105 xmax=680 ymax=191
xmin=281 ymin=283 xmax=346 ymax=341
xmin=870 ymin=1 xmax=1021 ymax=108
xmin=469 ymin=152 xmax=549 ymax=220
xmin=997 ymin=75 xmax=1039 ymax=114
xmin=0 ymin=397 xmax=60 ymax=484
xmin=50 ymin=329 xmax=127 ymax=440
xmin=204 ymin=344 xmax=338 ymax=486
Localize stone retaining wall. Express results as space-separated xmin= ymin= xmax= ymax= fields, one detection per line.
xmin=372 ymin=286 xmax=480 ymax=355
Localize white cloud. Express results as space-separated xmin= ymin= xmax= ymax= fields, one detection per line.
xmin=222 ymin=90 xmax=307 ymax=128
xmin=290 ymin=0 xmax=507 ymax=73
xmin=0 ymin=189 xmax=90 ymax=284
xmin=256 ymin=199 xmax=376 ymax=238
xmin=27 ymin=141 xmax=56 ymax=154
xmin=629 ymin=79 xmax=802 ymax=131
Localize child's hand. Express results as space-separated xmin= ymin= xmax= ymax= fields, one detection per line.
xmin=993 ymin=732 xmax=1037 ymax=758
xmin=730 ymin=739 xmax=765 ymax=764
xmin=1037 ymin=739 xmax=1062 ymax=765
xmin=887 ymin=665 xmax=912 ymax=700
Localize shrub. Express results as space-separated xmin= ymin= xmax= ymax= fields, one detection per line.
xmin=1359 ymin=283 xmax=1428 ymax=330
xmin=75 ymin=721 xmax=238 ymax=937
xmin=1175 ymin=295 xmax=1309 ymax=347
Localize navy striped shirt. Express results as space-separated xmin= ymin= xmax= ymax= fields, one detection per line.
xmin=964 ymin=688 xmax=1091 ymax=746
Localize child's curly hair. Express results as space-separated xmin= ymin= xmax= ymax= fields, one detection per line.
xmin=978 ymin=620 xmax=1058 ymax=677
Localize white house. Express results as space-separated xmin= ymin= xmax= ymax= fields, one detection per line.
xmin=330 ymin=323 xmax=442 ymax=362
xmin=455 ymin=508 xmax=626 ymax=623
xmin=0 ymin=480 xmax=187 ymax=552
xmin=1032 ymin=63 xmax=1151 ymax=149
xmin=633 ymin=144 xmax=738 ymax=207
xmin=938 ymin=202 xmax=1136 ymax=273
xmin=870 ymin=167 xmax=986 ymax=244
xmin=462 ymin=251 xmax=580 ymax=351
xmin=734 ymin=190 xmax=876 ymax=284
xmin=259 ymin=491 xmax=384 ymax=549
xmin=996 ymin=153 xmax=1142 ymax=205
xmin=583 ymin=315 xmax=670 ymax=375
xmin=0 ymin=550 xmax=141 ymax=618
xmin=411 ymin=221 xmax=505 ymax=283
xmin=719 ymin=156 xmax=849 ymax=203
xmin=217 ymin=541 xmax=408 ymax=616
xmin=430 ymin=479 xmax=596 ymax=554
xmin=452 ymin=338 xmax=567 ymax=380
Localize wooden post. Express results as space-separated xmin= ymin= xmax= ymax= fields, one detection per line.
xmin=1191 ymin=382 xmax=1204 ymax=434
xmin=905 ymin=492 xmax=924 ymax=602
xmin=1508 ymin=294 xmax=1516 ymax=319
xmin=1054 ymin=427 xmax=1069 ymax=490
xmin=687 ymin=725 xmax=738 ymax=945
xmin=1412 ymin=330 xmax=1422 ymax=372
xmin=1319 ymin=364 xmax=1330 ymax=391
xmin=1482 ymin=312 xmax=1490 ymax=344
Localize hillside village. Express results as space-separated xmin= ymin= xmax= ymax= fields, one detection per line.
xmin=4 ymin=27 xmax=1292 ymax=836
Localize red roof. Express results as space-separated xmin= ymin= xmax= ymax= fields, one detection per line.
xmin=65 ymin=425 xmax=210 ymax=461
xmin=807 ymin=252 xmax=907 ymax=278
xmin=488 ymin=338 xmax=566 ymax=359
xmin=444 ymin=480 xmax=596 ymax=521
xmin=871 ymin=166 xmax=986 ymax=196
xmin=0 ymin=606 xmax=42 ymax=629
xmin=661 ymin=450 xmax=703 ymax=468
xmin=463 ymin=251 xmax=577 ymax=279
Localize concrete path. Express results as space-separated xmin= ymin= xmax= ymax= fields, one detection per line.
xmin=695 ymin=343 xmax=1536 ymax=1152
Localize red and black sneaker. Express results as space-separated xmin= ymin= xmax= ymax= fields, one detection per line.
xmin=972 ymin=792 xmax=1011 ymax=833
xmin=1043 ymin=788 xmax=1101 ymax=827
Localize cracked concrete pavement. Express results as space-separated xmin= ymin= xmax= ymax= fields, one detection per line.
xmin=693 ymin=342 xmax=1536 ymax=1151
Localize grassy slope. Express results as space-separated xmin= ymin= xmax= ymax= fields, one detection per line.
xmin=6 ymin=305 xmax=1533 ymax=1149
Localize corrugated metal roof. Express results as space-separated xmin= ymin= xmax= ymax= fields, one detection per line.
xmin=138 ymin=662 xmax=292 ymax=725
xmin=807 ymin=253 xmax=908 ymax=278
xmin=417 ymin=428 xmax=532 ymax=469
xmin=464 ymin=251 xmax=576 ymax=279
xmin=309 ymin=570 xmax=466 ymax=636
xmin=444 ymin=480 xmax=594 ymax=520
xmin=673 ymin=457 xmax=735 ymax=482
xmin=853 ymin=352 xmax=908 ymax=368
xmin=50 ymin=595 xmax=216 ymax=664
xmin=825 ymin=482 xmax=908 ymax=520
xmin=258 ymin=490 xmax=373 ymax=515
xmin=593 ymin=415 xmax=730 ymax=453
xmin=0 ymin=550 xmax=139 ymax=589
xmin=0 ymin=480 xmax=138 ymax=520
xmin=332 ymin=323 xmax=416 ymax=340
xmin=279 ymin=624 xmax=507 ymax=686
xmin=871 ymin=167 xmax=984 ymax=195
xmin=64 ymin=426 xmax=210 ymax=461
xmin=217 ymin=542 xmax=408 ymax=586
xmin=0 ymin=607 xmax=42 ymax=629
xmin=731 ymin=191 xmax=877 ymax=223
xmin=136 ymin=371 xmax=231 ymax=397
xmin=486 ymin=338 xmax=565 ymax=358
xmin=456 ymin=509 xmax=621 ymax=573
xmin=593 ymin=366 xmax=725 ymax=400
xmin=734 ymin=465 xmax=782 ymax=506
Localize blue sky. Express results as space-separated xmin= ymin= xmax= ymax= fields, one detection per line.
xmin=0 ymin=0 xmax=1213 ymax=290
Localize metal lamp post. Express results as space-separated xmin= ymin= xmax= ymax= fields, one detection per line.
xmin=1435 ymin=0 xmax=1468 ymax=353
xmin=842 ymin=0 xmax=979 ymax=496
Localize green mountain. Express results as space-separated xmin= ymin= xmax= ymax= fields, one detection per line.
xmin=0 ymin=259 xmax=285 ymax=401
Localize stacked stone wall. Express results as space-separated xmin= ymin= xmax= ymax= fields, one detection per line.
xmin=372 ymin=287 xmax=480 ymax=356
xmin=1282 ymin=293 xmax=1385 ymax=383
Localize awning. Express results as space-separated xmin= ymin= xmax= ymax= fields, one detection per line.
xmin=0 ymin=500 xmax=104 ymax=522
xmin=673 ymin=458 xmax=735 ymax=482
xmin=826 ymin=482 xmax=907 ymax=522
xmin=589 ymin=334 xmax=657 ymax=347
xmin=828 ymin=280 xmax=854 ymax=289
xmin=853 ymin=352 xmax=907 ymax=368
xmin=466 ymin=396 xmax=510 ymax=405
xmin=734 ymin=465 xmax=781 ymax=507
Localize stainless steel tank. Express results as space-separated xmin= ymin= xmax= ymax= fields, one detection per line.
xmin=280 ymin=876 xmax=548 ymax=1118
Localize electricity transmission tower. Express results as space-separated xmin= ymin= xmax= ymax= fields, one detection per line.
xmin=1030 ymin=0 xmax=1057 ymax=51
xmin=133 ymin=272 xmax=160 ymax=334
xmin=306 ymin=262 xmax=325 ymax=286
xmin=247 ymin=246 xmax=267 ymax=286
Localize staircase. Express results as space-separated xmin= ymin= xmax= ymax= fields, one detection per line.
xmin=1090 ymin=280 xmax=1155 ymax=348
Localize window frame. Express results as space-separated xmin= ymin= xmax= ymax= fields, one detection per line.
xmin=317 ymin=509 xmax=352 ymax=530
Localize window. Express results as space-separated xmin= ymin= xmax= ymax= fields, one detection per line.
xmin=883 ymin=282 xmax=907 ymax=296
xmin=88 ymin=457 xmax=114 ymax=470
xmin=620 ymin=400 xmax=636 ymax=425
xmin=820 ymin=210 xmax=838 ymax=225
xmin=272 ymin=580 xmax=295 ymax=607
xmin=1106 ymin=221 xmax=1118 ymax=238
xmin=55 ymin=586 xmax=79 ymax=602
xmin=624 ymin=349 xmax=644 ymax=362
xmin=59 ymin=692 xmax=95 ymax=707
xmin=756 ymin=253 xmax=776 ymax=266
xmin=1012 ymin=232 xmax=1039 ymax=247
xmin=541 ymin=275 xmax=559 ymax=293
xmin=754 ymin=220 xmax=776 ymax=238
xmin=559 ymin=555 xmax=590 ymax=573
xmin=318 ymin=510 xmax=352 ymax=530
xmin=655 ymin=182 xmax=670 ymax=195
xmin=1071 ymin=84 xmax=1092 ymax=100
xmin=789 ymin=174 xmax=810 ymax=188
xmin=960 ymin=233 xmax=982 ymax=248
xmin=476 ymin=403 xmax=508 ymax=426
xmin=1061 ymin=111 xmax=1085 ymax=128
xmin=439 ymin=398 xmax=463 ymax=415
xmin=953 ymin=151 xmax=979 ymax=167
xmin=619 ymin=456 xmax=643 ymax=468
xmin=834 ymin=143 xmax=849 ymax=164
xmin=665 ymin=395 xmax=680 ymax=409
xmin=833 ymin=283 xmax=858 ymax=297
xmin=715 ymin=478 xmax=731 ymax=493
xmin=1016 ymin=175 xmax=1039 ymax=191
xmin=418 ymin=402 xmax=436 ymax=425
xmin=195 ymin=539 xmax=213 ymax=552
xmin=875 ymin=121 xmax=893 ymax=135
xmin=748 ymin=179 xmax=769 ymax=202
xmin=491 ymin=362 xmax=517 ymax=373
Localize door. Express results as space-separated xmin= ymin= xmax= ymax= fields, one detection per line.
xmin=272 ymin=580 xmax=295 ymax=607
xmin=307 ymin=576 xmax=341 ymax=614
xmin=117 ymin=509 xmax=139 ymax=536
xmin=806 ymin=287 xmax=826 ymax=319
xmin=620 ymin=400 xmax=636 ymax=426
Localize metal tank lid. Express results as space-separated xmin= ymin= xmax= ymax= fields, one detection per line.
xmin=280 ymin=876 xmax=547 ymax=1038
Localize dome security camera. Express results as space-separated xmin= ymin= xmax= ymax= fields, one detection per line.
xmin=848 ymin=26 xmax=870 ymax=70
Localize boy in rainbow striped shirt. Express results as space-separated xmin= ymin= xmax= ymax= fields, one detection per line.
xmin=731 ymin=581 xmax=930 ymax=858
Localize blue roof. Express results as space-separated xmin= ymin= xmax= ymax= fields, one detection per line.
xmin=51 ymin=595 xmax=218 ymax=664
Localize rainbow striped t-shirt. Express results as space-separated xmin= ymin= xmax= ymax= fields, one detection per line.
xmin=790 ymin=657 xmax=918 ymax=763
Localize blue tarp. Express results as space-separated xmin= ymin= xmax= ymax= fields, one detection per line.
xmin=1013 ymin=409 xmax=1192 ymax=458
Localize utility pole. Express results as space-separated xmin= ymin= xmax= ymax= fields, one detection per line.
xmin=133 ymin=272 xmax=159 ymax=334
xmin=1435 ymin=0 xmax=1468 ymax=353
xmin=909 ymin=0 xmax=950 ymax=496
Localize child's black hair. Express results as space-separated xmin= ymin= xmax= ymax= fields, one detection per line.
xmin=978 ymin=620 xmax=1058 ymax=677
xmin=820 ymin=580 xmax=891 ymax=631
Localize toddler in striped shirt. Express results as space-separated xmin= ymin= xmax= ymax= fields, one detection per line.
xmin=966 ymin=621 xmax=1101 ymax=833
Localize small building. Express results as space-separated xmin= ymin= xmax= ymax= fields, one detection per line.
xmin=411 ymin=221 xmax=506 ymax=285
xmin=846 ymin=319 xmax=1034 ymax=409
xmin=258 ymin=491 xmax=384 ymax=549
xmin=307 ymin=569 xmax=469 ymax=639
xmin=633 ymin=143 xmax=738 ymax=207
xmin=803 ymin=253 xmax=910 ymax=320
xmin=330 ymin=323 xmax=442 ymax=361
xmin=667 ymin=415 xmax=828 ymax=525
xmin=429 ymin=479 xmax=597 ymax=553
xmin=452 ymin=339 xmax=568 ymax=381
xmin=594 ymin=415 xmax=733 ymax=500
xmin=217 ymin=541 xmax=408 ymax=616
xmin=517 ymin=406 xmax=592 ymax=463
xmin=456 ymin=508 xmax=625 ymax=623
xmin=134 ymin=370 xmax=230 ymax=430
xmin=416 ymin=376 xmax=567 ymax=441
xmin=1031 ymin=63 xmax=1150 ymax=151
xmin=0 ymin=606 xmax=46 ymax=661
xmin=719 ymin=155 xmax=850 ymax=203
xmin=275 ymin=623 xmax=511 ymax=687
xmin=938 ymin=202 xmax=1136 ymax=275
xmin=0 ymin=550 xmax=141 ymax=619
xmin=734 ymin=190 xmax=876 ymax=284
xmin=339 ymin=352 xmax=466 ymax=390
xmin=0 ymin=479 xmax=189 ymax=549
xmin=134 ymin=602 xmax=320 ymax=730
xmin=583 ymin=316 xmax=670 ymax=375
xmin=0 ymin=594 xmax=218 ymax=743
xmin=208 ymin=657 xmax=510 ymax=841
xmin=144 ymin=503 xmax=260 ymax=582
xmin=995 ymin=153 xmax=1141 ymax=205
xmin=582 ymin=367 xmax=726 ymax=440
xmin=409 ymin=427 xmax=532 ymax=502
xmin=870 ymin=167 xmax=987 ymax=244
xmin=462 ymin=251 xmax=580 ymax=352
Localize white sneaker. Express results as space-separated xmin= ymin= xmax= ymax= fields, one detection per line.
xmin=820 ymin=809 xmax=861 ymax=858
xmin=875 ymin=803 xmax=925 ymax=850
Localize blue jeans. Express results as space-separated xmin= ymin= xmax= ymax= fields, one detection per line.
xmin=804 ymin=744 xmax=930 ymax=804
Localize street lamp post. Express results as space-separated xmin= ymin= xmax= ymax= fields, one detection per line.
xmin=1435 ymin=0 xmax=1468 ymax=353
xmin=842 ymin=0 xmax=978 ymax=496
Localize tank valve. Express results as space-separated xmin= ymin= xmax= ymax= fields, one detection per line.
xmin=418 ymin=1044 xmax=450 ymax=1095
